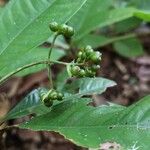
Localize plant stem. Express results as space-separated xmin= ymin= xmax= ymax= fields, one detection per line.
xmin=0 ymin=60 xmax=68 ymax=85
xmin=47 ymin=33 xmax=59 ymax=88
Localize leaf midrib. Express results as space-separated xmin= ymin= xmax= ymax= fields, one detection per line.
xmin=21 ymin=125 xmax=150 ymax=129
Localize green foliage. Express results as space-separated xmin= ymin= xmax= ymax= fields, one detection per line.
xmin=20 ymin=95 xmax=150 ymax=149
xmin=71 ymin=5 xmax=136 ymax=41
xmin=114 ymin=37 xmax=144 ymax=58
xmin=55 ymin=69 xmax=69 ymax=91
xmin=0 ymin=0 xmax=87 ymax=77
xmin=3 ymin=88 xmax=49 ymax=121
xmin=114 ymin=17 xmax=141 ymax=34
xmin=68 ymin=46 xmax=101 ymax=78
xmin=2 ymin=77 xmax=116 ymax=121
xmin=4 ymin=47 xmax=65 ymax=76
xmin=0 ymin=0 xmax=150 ymax=149
xmin=62 ymin=77 xmax=116 ymax=97
xmin=69 ymin=0 xmax=150 ymax=58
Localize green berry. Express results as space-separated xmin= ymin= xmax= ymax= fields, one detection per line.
xmin=58 ymin=24 xmax=68 ymax=34
xmin=49 ymin=90 xmax=58 ymax=100
xmin=49 ymin=22 xmax=59 ymax=32
xmin=85 ymin=45 xmax=93 ymax=56
xmin=85 ymin=69 xmax=95 ymax=77
xmin=44 ymin=99 xmax=53 ymax=107
xmin=79 ymin=69 xmax=86 ymax=77
xmin=77 ymin=58 xmax=82 ymax=63
xmin=58 ymin=24 xmax=74 ymax=37
xmin=85 ymin=45 xmax=92 ymax=50
xmin=77 ymin=51 xmax=83 ymax=58
xmin=57 ymin=92 xmax=64 ymax=101
xmin=91 ymin=65 xmax=100 ymax=71
xmin=71 ymin=66 xmax=80 ymax=76
xmin=81 ymin=52 xmax=86 ymax=59
xmin=65 ymin=26 xmax=74 ymax=37
xmin=41 ymin=95 xmax=53 ymax=107
xmin=95 ymin=51 xmax=101 ymax=57
xmin=90 ymin=52 xmax=101 ymax=63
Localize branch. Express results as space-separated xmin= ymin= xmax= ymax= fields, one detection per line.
xmin=0 ymin=60 xmax=68 ymax=85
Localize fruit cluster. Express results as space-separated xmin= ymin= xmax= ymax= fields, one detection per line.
xmin=40 ymin=89 xmax=64 ymax=107
xmin=70 ymin=45 xmax=101 ymax=78
xmin=49 ymin=22 xmax=74 ymax=37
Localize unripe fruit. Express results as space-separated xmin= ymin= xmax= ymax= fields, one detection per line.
xmin=85 ymin=45 xmax=93 ymax=56
xmin=81 ymin=52 xmax=86 ymax=59
xmin=85 ymin=45 xmax=92 ymax=50
xmin=95 ymin=51 xmax=101 ymax=57
xmin=71 ymin=66 xmax=80 ymax=75
xmin=85 ymin=69 xmax=95 ymax=77
xmin=86 ymin=48 xmax=94 ymax=55
xmin=90 ymin=52 xmax=101 ymax=63
xmin=58 ymin=24 xmax=74 ymax=37
xmin=77 ymin=51 xmax=83 ymax=58
xmin=49 ymin=90 xmax=58 ymax=100
xmin=65 ymin=26 xmax=74 ymax=37
xmin=41 ymin=94 xmax=53 ymax=107
xmin=49 ymin=22 xmax=59 ymax=32
xmin=77 ymin=58 xmax=82 ymax=63
xmin=57 ymin=92 xmax=64 ymax=101
xmin=91 ymin=65 xmax=100 ymax=71
xmin=44 ymin=99 xmax=53 ymax=107
xmin=79 ymin=69 xmax=86 ymax=77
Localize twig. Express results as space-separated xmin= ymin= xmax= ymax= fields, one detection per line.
xmin=0 ymin=60 xmax=68 ymax=85
xmin=47 ymin=33 xmax=59 ymax=88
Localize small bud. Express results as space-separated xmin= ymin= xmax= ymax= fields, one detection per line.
xmin=65 ymin=26 xmax=74 ymax=37
xmin=85 ymin=46 xmax=94 ymax=56
xmin=77 ymin=51 xmax=83 ymax=58
xmin=49 ymin=90 xmax=58 ymax=100
xmin=90 ymin=52 xmax=101 ymax=63
xmin=91 ymin=65 xmax=100 ymax=71
xmin=58 ymin=24 xmax=74 ymax=37
xmin=44 ymin=100 xmax=53 ymax=107
xmin=49 ymin=22 xmax=59 ymax=32
xmin=85 ymin=69 xmax=96 ymax=77
xmin=57 ymin=92 xmax=64 ymax=101
xmin=79 ymin=69 xmax=86 ymax=77
xmin=71 ymin=66 xmax=81 ymax=76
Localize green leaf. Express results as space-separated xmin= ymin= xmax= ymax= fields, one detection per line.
xmin=47 ymin=35 xmax=69 ymax=50
xmin=20 ymin=95 xmax=150 ymax=149
xmin=2 ymin=88 xmax=50 ymax=121
xmin=134 ymin=10 xmax=150 ymax=21
xmin=77 ymin=34 xmax=112 ymax=48
xmin=114 ymin=37 xmax=144 ymax=58
xmin=69 ymin=0 xmax=112 ymax=40
xmin=1 ymin=47 xmax=65 ymax=76
xmin=0 ymin=0 xmax=87 ymax=77
xmin=56 ymin=68 xmax=69 ymax=91
xmin=63 ymin=77 xmax=116 ymax=96
xmin=3 ymin=77 xmax=115 ymax=121
xmin=70 ymin=2 xmax=136 ymax=41
xmin=18 ymin=47 xmax=65 ymax=76
xmin=114 ymin=17 xmax=141 ymax=34
xmin=128 ymin=0 xmax=150 ymax=11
